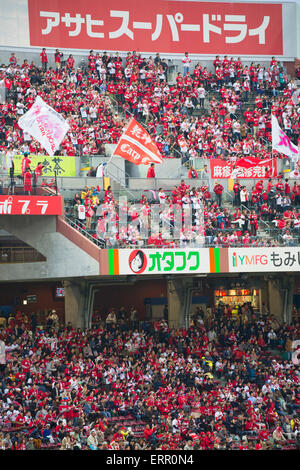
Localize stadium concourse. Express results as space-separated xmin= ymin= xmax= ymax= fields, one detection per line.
xmin=0 ymin=38 xmax=300 ymax=452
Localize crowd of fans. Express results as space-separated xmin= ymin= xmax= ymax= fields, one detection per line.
xmin=0 ymin=50 xmax=299 ymax=162
xmin=71 ymin=174 xmax=300 ymax=248
xmin=1 ymin=50 xmax=300 ymax=453
xmin=2 ymin=48 xmax=299 ymax=247
xmin=0 ymin=302 xmax=299 ymax=450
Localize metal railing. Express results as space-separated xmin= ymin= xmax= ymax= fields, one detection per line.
xmin=0 ymin=172 xmax=59 ymax=195
xmin=0 ymin=247 xmax=46 ymax=263
xmin=104 ymin=160 xmax=136 ymax=200
xmin=64 ymin=215 xmax=106 ymax=248
xmin=62 ymin=220 xmax=296 ymax=249
xmin=94 ymin=238 xmax=294 ymax=249
xmin=239 ymin=202 xmax=274 ymax=234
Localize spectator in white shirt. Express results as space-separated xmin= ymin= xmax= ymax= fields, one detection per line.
xmin=182 ymin=52 xmax=191 ymax=77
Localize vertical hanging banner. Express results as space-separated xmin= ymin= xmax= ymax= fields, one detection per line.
xmin=27 ymin=0 xmax=283 ymax=55
xmin=18 ymin=95 xmax=69 ymax=156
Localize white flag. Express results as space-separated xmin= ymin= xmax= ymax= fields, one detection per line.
xmin=272 ymin=114 xmax=299 ymax=161
xmin=18 ymin=95 xmax=69 ymax=156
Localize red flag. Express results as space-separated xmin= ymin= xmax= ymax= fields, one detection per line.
xmin=113 ymin=118 xmax=163 ymax=165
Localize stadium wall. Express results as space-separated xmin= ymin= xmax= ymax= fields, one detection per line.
xmin=0 ymin=215 xmax=101 ymax=281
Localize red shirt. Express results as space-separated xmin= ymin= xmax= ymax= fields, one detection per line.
xmin=24 ymin=171 xmax=32 ymax=190
xmin=147 ymin=167 xmax=155 ymax=178
xmin=35 ymin=163 xmax=43 ymax=176
xmin=214 ymin=184 xmax=223 ymax=195
xmin=22 ymin=156 xmax=31 ymax=175
xmin=40 ymin=51 xmax=48 ymax=63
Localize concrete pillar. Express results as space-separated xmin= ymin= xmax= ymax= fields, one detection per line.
xmin=63 ymin=280 xmax=87 ymax=329
xmin=283 ymin=276 xmax=295 ymax=324
xmin=260 ymin=281 xmax=269 ymax=314
xmin=267 ymin=277 xmax=295 ymax=324
xmin=167 ymin=280 xmax=182 ymax=329
xmin=268 ymin=279 xmax=283 ymax=322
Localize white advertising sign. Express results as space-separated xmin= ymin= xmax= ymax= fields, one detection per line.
xmin=118 ymin=248 xmax=211 ymax=275
xmin=229 ymin=247 xmax=300 ymax=273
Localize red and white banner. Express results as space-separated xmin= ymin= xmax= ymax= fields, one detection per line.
xmin=0 ymin=196 xmax=63 ymax=215
xmin=210 ymin=158 xmax=277 ymax=179
xmin=28 ymin=0 xmax=283 ymax=55
xmin=113 ymin=118 xmax=163 ymax=165
xmin=272 ymin=114 xmax=299 ymax=161
xmin=18 ymin=96 xmax=69 ymax=157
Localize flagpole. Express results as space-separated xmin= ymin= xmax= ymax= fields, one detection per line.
xmin=271 ymin=113 xmax=275 ymax=178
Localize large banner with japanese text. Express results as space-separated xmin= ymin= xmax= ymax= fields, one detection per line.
xmin=13 ymin=155 xmax=76 ymax=177
xmin=210 ymin=158 xmax=277 ymax=179
xmin=99 ymin=247 xmax=300 ymax=275
xmin=27 ymin=0 xmax=283 ymax=55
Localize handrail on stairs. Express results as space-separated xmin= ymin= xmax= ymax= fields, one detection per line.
xmin=222 ymin=189 xmax=273 ymax=234
xmin=64 ymin=215 xmax=106 ymax=248
xmin=239 ymin=203 xmax=272 ymax=234
xmin=104 ymin=161 xmax=136 ymax=200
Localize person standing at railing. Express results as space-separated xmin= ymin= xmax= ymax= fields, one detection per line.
xmin=188 ymin=166 xmax=198 ymax=179
xmin=214 ymin=181 xmax=224 ymax=207
xmin=33 ymin=162 xmax=44 ymax=194
xmin=73 ymin=199 xmax=86 ymax=228
xmin=21 ymin=152 xmax=31 ymax=176
xmin=255 ymin=179 xmax=264 ymax=210
xmin=276 ymin=178 xmax=284 ymax=194
xmin=182 ymin=52 xmax=191 ymax=77
xmin=146 ymin=163 xmax=155 ymax=178
xmin=85 ymin=202 xmax=94 ymax=231
xmin=240 ymin=186 xmax=249 ymax=208
xmin=104 ymin=186 xmax=114 ymax=203
xmin=24 ymin=167 xmax=32 ymax=195
xmin=250 ymin=211 xmax=259 ymax=236
xmin=6 ymin=145 xmax=15 ymax=180
xmin=40 ymin=48 xmax=48 ymax=72
xmin=233 ymin=180 xmax=241 ymax=206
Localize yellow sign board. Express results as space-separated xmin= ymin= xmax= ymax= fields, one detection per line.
xmin=104 ymin=177 xmax=110 ymax=190
xmin=228 ymin=178 xmax=234 ymax=191
xmin=14 ymin=155 xmax=76 ymax=177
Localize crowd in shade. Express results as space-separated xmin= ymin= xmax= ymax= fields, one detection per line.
xmin=0 ymin=50 xmax=299 ymax=162
xmin=0 ymin=303 xmax=299 ymax=450
xmin=71 ymin=174 xmax=300 ymax=248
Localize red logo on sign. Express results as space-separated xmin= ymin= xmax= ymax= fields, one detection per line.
xmin=128 ymin=249 xmax=147 ymax=274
